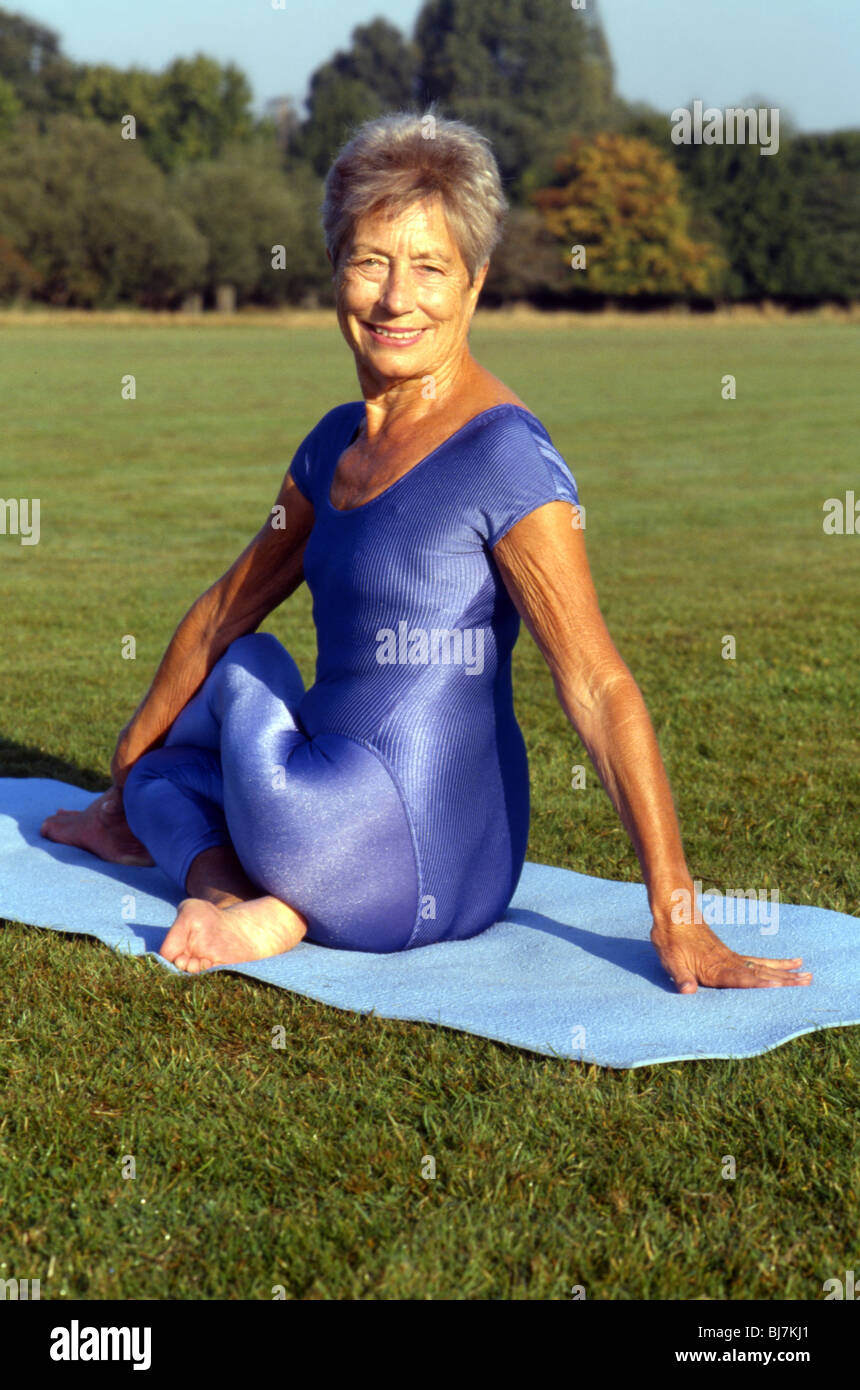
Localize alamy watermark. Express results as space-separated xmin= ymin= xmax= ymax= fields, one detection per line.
xmin=375 ymin=621 xmax=485 ymax=675
xmin=822 ymin=491 xmax=859 ymax=534
xmin=823 ymin=1270 xmax=859 ymax=1299
xmin=670 ymin=879 xmax=779 ymax=935
xmin=671 ymin=101 xmax=780 ymax=157
xmin=0 ymin=497 xmax=40 ymax=545
xmin=50 ymin=1322 xmax=151 ymax=1370
xmin=0 ymin=1277 xmax=40 ymax=1299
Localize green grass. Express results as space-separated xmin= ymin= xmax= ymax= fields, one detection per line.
xmin=0 ymin=315 xmax=857 ymax=1300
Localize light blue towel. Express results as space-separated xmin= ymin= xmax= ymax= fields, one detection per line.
xmin=1 ymin=778 xmax=857 ymax=1069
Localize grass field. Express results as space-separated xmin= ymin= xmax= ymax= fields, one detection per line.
xmin=0 ymin=314 xmax=857 ymax=1300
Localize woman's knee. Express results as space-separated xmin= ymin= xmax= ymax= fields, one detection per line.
xmin=122 ymin=751 xmax=166 ymax=837
xmin=222 ymin=632 xmax=287 ymax=670
xmin=123 ymin=749 xmax=164 ymax=799
xmin=124 ymin=746 xmax=222 ymax=805
xmin=219 ymin=632 xmax=305 ymax=702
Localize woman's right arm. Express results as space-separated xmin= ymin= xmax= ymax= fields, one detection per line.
xmin=110 ymin=473 xmax=314 ymax=787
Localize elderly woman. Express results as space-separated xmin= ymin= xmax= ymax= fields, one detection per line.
xmin=42 ymin=112 xmax=810 ymax=993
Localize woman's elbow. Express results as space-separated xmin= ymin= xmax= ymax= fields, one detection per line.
xmin=553 ymin=651 xmax=637 ymax=724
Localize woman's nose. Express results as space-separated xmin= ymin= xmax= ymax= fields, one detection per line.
xmin=378 ymin=264 xmax=415 ymax=315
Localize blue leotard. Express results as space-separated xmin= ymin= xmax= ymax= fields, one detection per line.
xmin=123 ymin=402 xmax=579 ymax=952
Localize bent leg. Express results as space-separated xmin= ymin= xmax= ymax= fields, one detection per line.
xmin=164 ymin=631 xmax=306 ymax=753
xmin=124 ymin=632 xmax=307 ymax=890
xmin=122 ymin=634 xmax=313 ymax=970
xmin=124 ymin=746 xmax=311 ymax=972
xmin=123 ymin=745 xmax=231 ymax=891
xmin=127 ymin=630 xmax=419 ymax=956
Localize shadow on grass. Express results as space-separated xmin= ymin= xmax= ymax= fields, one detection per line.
xmin=0 ymin=736 xmax=110 ymax=792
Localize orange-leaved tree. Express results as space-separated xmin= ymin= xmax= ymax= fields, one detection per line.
xmin=532 ymin=133 xmax=725 ymax=298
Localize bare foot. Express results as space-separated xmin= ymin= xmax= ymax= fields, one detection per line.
xmin=40 ymin=788 xmax=155 ymax=866
xmin=160 ymin=895 xmax=308 ymax=973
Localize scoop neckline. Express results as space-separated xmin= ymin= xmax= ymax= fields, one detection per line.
xmin=325 ymin=401 xmax=542 ymax=515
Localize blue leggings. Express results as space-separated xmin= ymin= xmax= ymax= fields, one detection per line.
xmin=122 ymin=633 xmax=419 ymax=952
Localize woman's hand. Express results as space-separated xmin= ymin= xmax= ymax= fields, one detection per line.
xmin=650 ymin=918 xmax=813 ymax=993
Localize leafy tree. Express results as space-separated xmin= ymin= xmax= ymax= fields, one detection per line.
xmin=0 ymin=116 xmax=207 ymax=305
xmin=150 ymin=56 xmax=254 ymax=170
xmin=69 ymin=63 xmax=160 ymax=139
xmin=298 ymin=0 xmax=620 ymax=194
xmin=336 ymin=17 xmax=420 ymax=107
xmin=0 ymin=72 xmax=20 ymax=135
xmin=618 ymin=98 xmax=860 ymax=302
xmin=300 ymin=20 xmax=418 ymax=175
xmin=659 ymin=96 xmax=804 ymax=301
xmin=414 ymin=0 xmax=616 ymax=195
xmin=675 ymin=146 xmax=806 ymax=300
xmin=67 ymin=54 xmax=254 ymax=172
xmin=481 ymin=207 xmax=570 ymax=305
xmin=533 ymin=133 xmax=725 ymax=299
xmin=300 ymin=70 xmax=382 ymax=178
xmin=173 ymin=149 xmax=330 ymax=304
xmin=0 ymin=232 xmax=40 ymax=298
xmin=788 ymin=133 xmax=860 ymax=301
xmin=0 ymin=8 xmax=72 ymax=113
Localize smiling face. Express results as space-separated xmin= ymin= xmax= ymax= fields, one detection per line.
xmin=332 ymin=195 xmax=487 ymax=393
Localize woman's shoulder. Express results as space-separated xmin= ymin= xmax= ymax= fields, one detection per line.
xmin=465 ymin=399 xmax=554 ymax=454
xmin=456 ymin=369 xmax=548 ymax=447
xmin=456 ymin=398 xmax=578 ymax=505
xmin=307 ymin=400 xmax=365 ymax=443
xmin=288 ymin=402 xmax=364 ymax=501
xmin=458 ymin=402 xmax=579 ymax=548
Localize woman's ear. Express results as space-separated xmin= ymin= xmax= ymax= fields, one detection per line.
xmin=469 ymin=260 xmax=490 ymax=303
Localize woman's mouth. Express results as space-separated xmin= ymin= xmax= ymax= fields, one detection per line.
xmin=362 ymin=322 xmax=426 ymax=347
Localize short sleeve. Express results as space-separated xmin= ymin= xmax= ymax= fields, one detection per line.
xmin=472 ymin=409 xmax=580 ymax=549
xmin=287 ymin=402 xmax=364 ymax=506
xmin=288 ymin=437 xmax=313 ymax=501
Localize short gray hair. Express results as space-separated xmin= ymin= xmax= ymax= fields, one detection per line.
xmin=322 ymin=110 xmax=508 ymax=283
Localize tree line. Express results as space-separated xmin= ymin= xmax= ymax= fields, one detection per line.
xmin=0 ymin=1 xmax=856 ymax=309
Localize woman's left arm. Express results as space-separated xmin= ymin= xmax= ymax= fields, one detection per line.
xmin=492 ymin=502 xmax=811 ymax=993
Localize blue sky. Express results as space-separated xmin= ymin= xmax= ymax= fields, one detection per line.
xmin=18 ymin=0 xmax=859 ymax=133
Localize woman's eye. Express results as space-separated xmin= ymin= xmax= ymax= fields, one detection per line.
xmin=354 ymin=259 xmax=441 ymax=274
